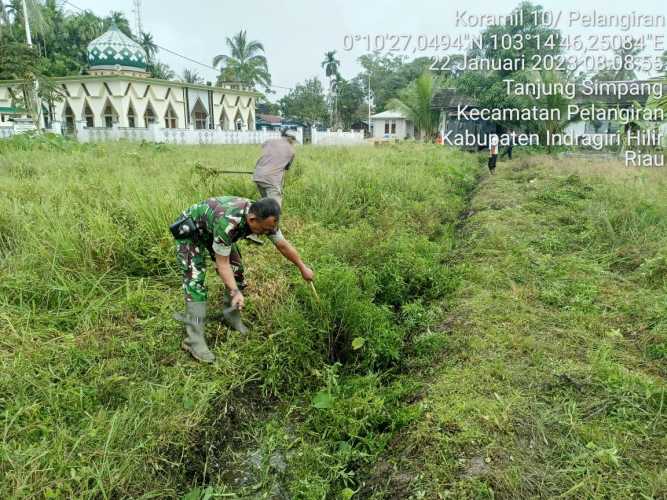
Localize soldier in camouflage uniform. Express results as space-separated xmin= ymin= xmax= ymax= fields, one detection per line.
xmin=172 ymin=196 xmax=314 ymax=363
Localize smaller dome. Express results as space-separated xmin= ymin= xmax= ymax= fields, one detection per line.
xmin=87 ymin=23 xmax=147 ymax=72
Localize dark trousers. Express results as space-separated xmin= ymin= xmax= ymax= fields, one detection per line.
xmin=488 ymin=154 xmax=497 ymax=172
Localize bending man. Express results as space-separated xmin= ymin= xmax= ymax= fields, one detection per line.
xmin=171 ymin=196 xmax=314 ymax=363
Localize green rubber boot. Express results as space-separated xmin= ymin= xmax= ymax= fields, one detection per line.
xmin=174 ymin=301 xmax=215 ymax=363
xmin=222 ymin=293 xmax=249 ymax=334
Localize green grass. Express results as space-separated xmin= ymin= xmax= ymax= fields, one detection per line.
xmin=2 ymin=137 xmax=664 ymax=498
xmin=0 ymin=136 xmax=479 ymax=498
xmin=364 ymin=155 xmax=667 ymax=499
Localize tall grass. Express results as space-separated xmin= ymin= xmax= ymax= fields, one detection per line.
xmin=0 ymin=136 xmax=479 ymax=497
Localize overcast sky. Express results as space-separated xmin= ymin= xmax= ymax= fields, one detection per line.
xmin=70 ymin=0 xmax=667 ymax=100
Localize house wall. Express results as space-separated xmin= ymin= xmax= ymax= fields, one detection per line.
xmin=564 ymin=121 xmax=586 ymax=137
xmin=371 ymin=118 xmax=413 ymax=139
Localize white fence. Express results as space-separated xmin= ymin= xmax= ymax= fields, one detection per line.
xmin=311 ymin=128 xmax=365 ymax=146
xmin=1 ymin=117 xmax=34 ymax=138
xmin=75 ymin=123 xmax=300 ymax=145
xmin=1 ymin=120 xmax=369 ymax=147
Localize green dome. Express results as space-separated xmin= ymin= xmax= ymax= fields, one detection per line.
xmin=87 ymin=23 xmax=147 ymax=72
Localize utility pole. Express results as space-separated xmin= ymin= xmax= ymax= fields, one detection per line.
xmin=21 ymin=0 xmax=32 ymax=45
xmin=367 ymin=72 xmax=372 ymax=137
xmin=132 ymin=0 xmax=143 ymax=37
xmin=21 ymin=0 xmax=45 ymax=130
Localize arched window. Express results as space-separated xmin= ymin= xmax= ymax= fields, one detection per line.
xmin=102 ymin=100 xmax=117 ymax=128
xmin=144 ymin=102 xmax=156 ymax=128
xmin=127 ymin=103 xmax=136 ymax=128
xmin=191 ymin=99 xmax=208 ymax=129
xmin=219 ymin=108 xmax=231 ymax=130
xmin=63 ymin=102 xmax=75 ymax=133
xmin=83 ymin=101 xmax=94 ymax=128
xmin=233 ymin=109 xmax=245 ymax=131
xmin=164 ymin=104 xmax=177 ymax=129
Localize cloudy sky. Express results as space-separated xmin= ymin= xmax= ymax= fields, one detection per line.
xmin=69 ymin=0 xmax=666 ymax=99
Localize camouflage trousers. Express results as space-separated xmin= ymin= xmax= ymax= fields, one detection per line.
xmin=176 ymin=239 xmax=244 ymax=302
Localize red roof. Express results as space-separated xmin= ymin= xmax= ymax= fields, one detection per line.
xmin=258 ymin=114 xmax=282 ymax=124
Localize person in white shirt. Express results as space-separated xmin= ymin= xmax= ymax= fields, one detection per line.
xmin=488 ymin=134 xmax=499 ymax=174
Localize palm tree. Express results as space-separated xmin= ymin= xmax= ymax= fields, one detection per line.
xmin=182 ymin=68 xmax=203 ymax=84
xmin=212 ymin=30 xmax=271 ymax=90
xmin=103 ymin=11 xmax=131 ymax=37
xmin=150 ymin=61 xmax=174 ymax=80
xmin=321 ymin=51 xmax=341 ymax=128
xmin=321 ymin=50 xmax=340 ymax=80
xmin=137 ymin=31 xmax=157 ymax=65
xmin=387 ymin=71 xmax=440 ymax=141
xmin=327 ymin=75 xmax=343 ymax=129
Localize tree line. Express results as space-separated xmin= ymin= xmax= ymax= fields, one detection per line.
xmin=0 ymin=0 xmax=267 ymax=86
xmin=2 ymin=0 xmax=665 ymax=136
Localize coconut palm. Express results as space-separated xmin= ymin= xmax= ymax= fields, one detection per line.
xmin=327 ymin=75 xmax=343 ymax=129
xmin=212 ymin=30 xmax=271 ymax=90
xmin=137 ymin=31 xmax=157 ymax=65
xmin=67 ymin=10 xmax=103 ymax=41
xmin=150 ymin=61 xmax=174 ymax=80
xmin=182 ymin=68 xmax=203 ymax=84
xmin=103 ymin=11 xmax=131 ymax=37
xmin=321 ymin=51 xmax=341 ymax=127
xmin=387 ymin=71 xmax=440 ymax=140
xmin=321 ymin=50 xmax=340 ymax=80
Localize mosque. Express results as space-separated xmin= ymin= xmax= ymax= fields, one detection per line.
xmin=0 ymin=24 xmax=260 ymax=133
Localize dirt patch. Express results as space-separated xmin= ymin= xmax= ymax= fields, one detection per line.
xmin=160 ymin=380 xmax=278 ymax=491
xmin=463 ymin=455 xmax=490 ymax=479
xmin=360 ymin=460 xmax=416 ymax=499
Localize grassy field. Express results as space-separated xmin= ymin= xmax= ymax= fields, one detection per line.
xmin=364 ymin=156 xmax=667 ymax=499
xmin=0 ymin=137 xmax=664 ymax=498
xmin=0 ymin=136 xmax=479 ymax=498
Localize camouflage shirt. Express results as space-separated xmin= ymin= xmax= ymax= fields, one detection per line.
xmin=185 ymin=196 xmax=283 ymax=256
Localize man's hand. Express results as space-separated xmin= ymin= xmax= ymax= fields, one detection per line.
xmin=275 ymin=239 xmax=314 ymax=282
xmin=230 ymin=289 xmax=245 ymax=310
xmin=300 ymin=266 xmax=314 ymax=282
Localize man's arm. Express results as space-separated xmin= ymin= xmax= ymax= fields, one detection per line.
xmin=274 ymin=239 xmax=314 ymax=281
xmin=214 ymin=253 xmax=245 ymax=308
